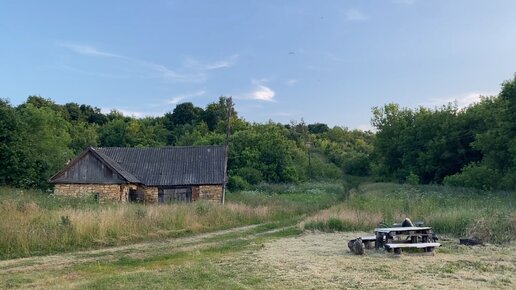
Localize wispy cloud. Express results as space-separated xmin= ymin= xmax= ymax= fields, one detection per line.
xmin=325 ymin=52 xmax=347 ymax=63
xmin=57 ymin=43 xmax=123 ymax=58
xmin=166 ymin=90 xmax=206 ymax=105
xmin=204 ymin=55 xmax=239 ymax=70
xmin=50 ymin=64 xmax=132 ymax=79
xmin=392 ymin=0 xmax=416 ymax=5
xmin=183 ymin=54 xmax=239 ymax=71
xmin=137 ymin=60 xmax=205 ymax=82
xmin=345 ymin=9 xmax=367 ymax=21
xmin=422 ymin=91 xmax=497 ymax=108
xmin=286 ymin=79 xmax=299 ymax=86
xmin=58 ymin=42 xmax=237 ymax=82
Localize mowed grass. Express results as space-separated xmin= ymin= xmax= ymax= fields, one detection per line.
xmin=2 ymin=228 xmax=514 ymax=289
xmin=0 ymin=183 xmax=340 ymax=260
xmin=303 ymin=183 xmax=516 ymax=243
xmin=0 ymin=223 xmax=301 ymax=289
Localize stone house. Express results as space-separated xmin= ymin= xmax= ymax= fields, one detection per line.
xmin=49 ymin=145 xmax=226 ymax=203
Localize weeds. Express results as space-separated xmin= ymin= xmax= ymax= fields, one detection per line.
xmin=0 ymin=183 xmax=337 ymax=259
xmin=303 ymin=183 xmax=516 ymax=244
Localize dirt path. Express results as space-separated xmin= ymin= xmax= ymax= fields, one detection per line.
xmin=0 ymin=224 xmax=263 ymax=275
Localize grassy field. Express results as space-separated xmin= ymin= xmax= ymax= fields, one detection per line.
xmin=1 ymin=226 xmax=514 ymax=289
xmin=0 ymin=183 xmax=341 ymax=259
xmin=303 ymin=183 xmax=516 ymax=243
xmin=1 ymin=182 xmax=515 ymax=289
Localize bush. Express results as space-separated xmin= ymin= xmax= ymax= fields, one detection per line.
xmin=467 ymin=212 xmax=516 ymax=244
xmin=405 ymin=172 xmax=420 ymax=185
xmin=227 ymin=175 xmax=250 ymax=191
xmin=309 ymin=157 xmax=342 ymax=180
xmin=234 ymin=167 xmax=263 ymax=185
xmin=444 ymin=164 xmax=501 ymax=190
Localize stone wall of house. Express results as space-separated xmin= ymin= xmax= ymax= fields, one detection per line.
xmin=144 ymin=186 xmax=158 ymax=203
xmin=53 ymin=183 xmax=131 ymax=202
xmin=192 ymin=186 xmax=200 ymax=201
xmin=54 ymin=184 xmax=222 ymax=203
xmin=199 ymin=185 xmax=223 ymax=202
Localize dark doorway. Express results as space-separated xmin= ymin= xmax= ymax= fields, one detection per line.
xmin=159 ymin=187 xmax=192 ymax=203
xmin=129 ymin=188 xmax=144 ymax=202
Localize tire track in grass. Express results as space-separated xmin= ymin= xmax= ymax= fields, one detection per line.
xmin=0 ymin=224 xmax=268 ymax=275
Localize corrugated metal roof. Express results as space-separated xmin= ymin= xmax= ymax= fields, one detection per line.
xmin=93 ymin=145 xmax=225 ymax=186
xmin=90 ymin=149 xmax=141 ymax=183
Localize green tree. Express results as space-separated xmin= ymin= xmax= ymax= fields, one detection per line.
xmin=0 ymin=99 xmax=25 ymax=185
xmin=69 ymin=121 xmax=99 ymax=153
xmin=229 ymin=123 xmax=307 ymax=183
xmin=16 ymin=103 xmax=73 ymax=188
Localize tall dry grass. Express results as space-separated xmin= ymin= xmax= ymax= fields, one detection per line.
xmin=0 ymin=201 xmax=275 ymax=259
xmin=0 ymin=184 xmax=338 ymax=259
xmin=303 ymin=183 xmax=516 ymax=243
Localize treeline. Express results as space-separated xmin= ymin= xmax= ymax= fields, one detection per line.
xmin=1 ymin=74 xmax=515 ymax=191
xmin=0 ymin=96 xmax=372 ymax=190
xmin=371 ymin=74 xmax=516 ymax=190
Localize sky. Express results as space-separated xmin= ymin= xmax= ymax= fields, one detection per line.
xmin=1 ymin=0 xmax=516 ymax=130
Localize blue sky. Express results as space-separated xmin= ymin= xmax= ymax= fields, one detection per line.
xmin=1 ymin=0 xmax=516 ymax=129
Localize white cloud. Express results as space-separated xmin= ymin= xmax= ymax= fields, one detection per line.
xmin=356 ymin=123 xmax=376 ymax=132
xmin=423 ymin=91 xmax=497 ymax=108
xmin=345 ymin=9 xmax=367 ymax=21
xmin=100 ymin=108 xmax=146 ymax=118
xmin=100 ymin=107 xmax=168 ymax=118
xmin=118 ymin=109 xmax=146 ymax=118
xmin=166 ymin=90 xmax=206 ymax=105
xmin=251 ymin=85 xmax=276 ymax=102
xmin=234 ymin=80 xmax=277 ymax=102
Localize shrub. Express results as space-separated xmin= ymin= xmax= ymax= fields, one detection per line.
xmin=309 ymin=157 xmax=342 ymax=180
xmin=405 ymin=172 xmax=420 ymax=185
xmin=227 ymin=175 xmax=250 ymax=191
xmin=234 ymin=167 xmax=263 ymax=185
xmin=444 ymin=164 xmax=501 ymax=190
xmin=467 ymin=212 xmax=516 ymax=244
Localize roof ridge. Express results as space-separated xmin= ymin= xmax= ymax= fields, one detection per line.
xmin=94 ymin=145 xmax=225 ymax=150
xmin=88 ymin=145 xmax=226 ymax=186
xmin=90 ymin=148 xmax=142 ymax=183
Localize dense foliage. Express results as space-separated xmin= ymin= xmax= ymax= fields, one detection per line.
xmin=371 ymin=74 xmax=516 ymax=190
xmin=2 ymin=74 xmax=516 ymax=191
xmin=0 ymin=97 xmax=369 ymax=189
